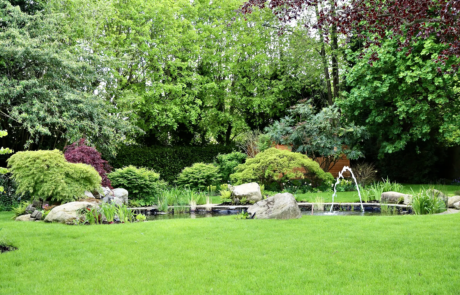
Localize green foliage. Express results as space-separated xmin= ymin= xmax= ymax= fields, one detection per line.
xmin=219 ymin=190 xmax=232 ymax=204
xmin=7 ymin=150 xmax=101 ymax=203
xmin=176 ymin=163 xmax=221 ymax=190
xmin=361 ymin=178 xmax=404 ymax=201
xmin=108 ymin=166 xmax=167 ymax=205
xmin=11 ymin=201 xmax=29 ymax=218
xmin=108 ymin=145 xmax=235 ymax=183
xmin=412 ymin=189 xmax=447 ymax=215
xmin=264 ymin=101 xmax=367 ymax=172
xmin=136 ymin=214 xmax=147 ymax=222
xmin=0 ymin=1 xmax=135 ymax=154
xmin=230 ymin=148 xmax=334 ymax=189
xmin=341 ymin=36 xmax=460 ymax=158
xmin=215 ymin=152 xmax=247 ymax=183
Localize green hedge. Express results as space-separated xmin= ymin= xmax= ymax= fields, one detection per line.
xmin=109 ymin=145 xmax=238 ymax=183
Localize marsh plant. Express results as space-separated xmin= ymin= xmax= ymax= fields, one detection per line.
xmin=313 ymin=197 xmax=325 ymax=211
xmin=11 ymin=201 xmax=30 ymax=219
xmin=136 ymin=214 xmax=147 ymax=222
xmin=412 ymin=189 xmax=447 ymax=215
xmin=380 ymin=202 xmax=397 ymax=215
xmin=220 ymin=189 xmax=232 ymax=204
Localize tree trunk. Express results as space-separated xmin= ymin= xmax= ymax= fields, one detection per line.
xmin=316 ymin=4 xmax=333 ymax=106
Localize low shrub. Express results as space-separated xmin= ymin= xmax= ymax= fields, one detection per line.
xmin=8 ymin=150 xmax=101 ymax=203
xmin=412 ymin=189 xmax=447 ymax=215
xmin=352 ymin=162 xmax=377 ymax=186
xmin=108 ymin=165 xmax=167 ymax=205
xmin=64 ymin=138 xmax=112 ymax=188
xmin=108 ymin=145 xmax=236 ymax=183
xmin=215 ymin=152 xmax=247 ymax=183
xmin=175 ymin=163 xmax=221 ymax=190
xmin=230 ymin=148 xmax=334 ymax=189
xmin=12 ymin=201 xmax=29 ymax=218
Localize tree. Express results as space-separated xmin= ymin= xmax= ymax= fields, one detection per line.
xmin=336 ymin=0 xmax=460 ymax=72
xmin=240 ymin=0 xmax=343 ymax=105
xmin=48 ymin=0 xmax=322 ymax=145
xmin=264 ymin=100 xmax=367 ymax=171
xmin=0 ymin=0 xmax=135 ymax=154
xmin=339 ymin=37 xmax=460 ymax=157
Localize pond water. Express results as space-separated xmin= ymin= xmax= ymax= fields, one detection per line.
xmin=145 ymin=209 xmax=410 ymax=220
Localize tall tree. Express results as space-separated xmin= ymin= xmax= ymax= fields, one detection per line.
xmin=0 ymin=0 xmax=134 ymax=154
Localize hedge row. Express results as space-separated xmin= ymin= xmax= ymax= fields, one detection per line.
xmin=108 ymin=145 xmax=238 ymax=183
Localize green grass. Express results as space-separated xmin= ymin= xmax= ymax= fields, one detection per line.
xmin=1 ymin=212 xmax=460 ymax=294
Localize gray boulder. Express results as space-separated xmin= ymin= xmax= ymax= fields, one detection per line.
xmin=229 ymin=182 xmax=263 ymax=202
xmin=102 ymin=187 xmax=114 ymax=197
xmin=454 ymin=202 xmax=460 ymax=210
xmin=248 ymin=193 xmax=301 ymax=219
xmin=112 ymin=188 xmax=129 ymax=205
xmin=448 ymin=196 xmax=460 ymax=208
xmin=45 ymin=201 xmax=97 ymax=224
xmin=25 ymin=204 xmax=36 ymax=214
xmin=84 ymin=191 xmax=95 ymax=199
xmin=381 ymin=192 xmax=412 ymax=204
xmin=30 ymin=210 xmax=42 ymax=220
xmin=15 ymin=214 xmax=34 ymax=221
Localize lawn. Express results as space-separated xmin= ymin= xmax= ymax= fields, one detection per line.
xmin=1 ymin=211 xmax=460 ymax=294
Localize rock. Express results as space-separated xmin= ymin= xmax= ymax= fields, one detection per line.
xmin=102 ymin=187 xmax=114 ymax=197
xmin=32 ymin=199 xmax=43 ymax=209
xmin=92 ymin=189 xmax=102 ymax=199
xmin=30 ymin=210 xmax=42 ymax=220
xmin=448 ymin=196 xmax=460 ymax=208
xmin=102 ymin=196 xmax=114 ymax=204
xmin=229 ymin=182 xmax=263 ymax=202
xmin=247 ymin=193 xmax=301 ymax=219
xmin=426 ymin=189 xmax=448 ymax=205
xmin=454 ymin=201 xmax=460 ymax=210
xmin=44 ymin=201 xmax=97 ymax=224
xmin=25 ymin=204 xmax=36 ymax=214
xmin=381 ymin=192 xmax=412 ymax=205
xmin=15 ymin=214 xmax=34 ymax=221
xmin=112 ymin=188 xmax=129 ymax=205
xmin=84 ymin=191 xmax=95 ymax=199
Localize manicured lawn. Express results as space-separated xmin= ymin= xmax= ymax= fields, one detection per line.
xmin=1 ymin=211 xmax=460 ymax=294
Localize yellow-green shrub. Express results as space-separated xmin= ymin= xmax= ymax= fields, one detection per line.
xmin=7 ymin=150 xmax=101 ymax=203
xmin=230 ymin=148 xmax=333 ymax=188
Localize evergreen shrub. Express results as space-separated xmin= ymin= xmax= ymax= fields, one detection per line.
xmin=108 ymin=145 xmax=236 ymax=183
xmin=215 ymin=152 xmax=247 ymax=183
xmin=7 ymin=150 xmax=101 ymax=203
xmin=230 ymin=148 xmax=334 ymax=189
xmin=176 ymin=163 xmax=221 ymax=190
xmin=108 ymin=165 xmax=167 ymax=205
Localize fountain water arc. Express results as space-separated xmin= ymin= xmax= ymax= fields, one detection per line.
xmin=329 ymin=166 xmax=364 ymax=213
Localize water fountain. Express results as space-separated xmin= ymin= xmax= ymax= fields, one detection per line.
xmin=327 ymin=166 xmax=364 ymax=214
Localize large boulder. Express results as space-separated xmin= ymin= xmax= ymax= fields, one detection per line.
xmin=381 ymin=192 xmax=412 ymax=205
xmin=229 ymin=182 xmax=263 ymax=202
xmin=102 ymin=187 xmax=114 ymax=197
xmin=44 ymin=201 xmax=97 ymax=224
xmin=112 ymin=188 xmax=129 ymax=205
xmin=247 ymin=193 xmax=301 ymax=219
xmin=454 ymin=202 xmax=460 ymax=210
xmin=15 ymin=214 xmax=34 ymax=221
xmin=84 ymin=191 xmax=95 ymax=199
xmin=448 ymin=196 xmax=460 ymax=208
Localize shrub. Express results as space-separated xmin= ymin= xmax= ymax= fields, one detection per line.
xmin=107 ymin=145 xmax=236 ymax=183
xmin=8 ymin=150 xmax=101 ymax=203
xmin=108 ymin=165 xmax=167 ymax=205
xmin=215 ymin=152 xmax=247 ymax=183
xmin=176 ymin=163 xmax=221 ymax=190
xmin=412 ymin=189 xmax=447 ymax=215
xmin=352 ymin=162 xmax=377 ymax=186
xmin=230 ymin=148 xmax=334 ymax=189
xmin=65 ymin=139 xmax=112 ymax=188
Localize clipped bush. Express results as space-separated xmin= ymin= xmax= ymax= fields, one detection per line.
xmin=107 ymin=145 xmax=236 ymax=183
xmin=230 ymin=148 xmax=334 ymax=189
xmin=215 ymin=152 xmax=247 ymax=183
xmin=7 ymin=150 xmax=101 ymax=203
xmin=176 ymin=163 xmax=221 ymax=190
xmin=108 ymin=165 xmax=167 ymax=204
xmin=65 ymin=138 xmax=112 ymax=188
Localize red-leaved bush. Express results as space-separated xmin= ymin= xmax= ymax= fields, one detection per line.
xmin=64 ymin=138 xmax=112 ymax=188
